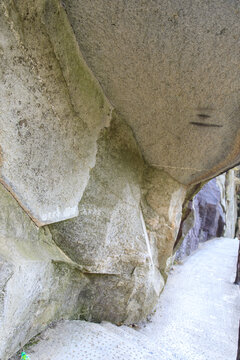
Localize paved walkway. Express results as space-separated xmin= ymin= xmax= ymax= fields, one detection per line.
xmin=21 ymin=237 xmax=239 ymax=360
xmin=139 ymin=237 xmax=240 ymax=360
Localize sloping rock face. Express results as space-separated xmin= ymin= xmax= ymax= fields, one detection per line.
xmin=176 ymin=171 xmax=236 ymax=260
xmin=0 ymin=0 xmax=112 ymax=225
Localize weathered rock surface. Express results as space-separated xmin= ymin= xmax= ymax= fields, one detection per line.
xmin=223 ymin=170 xmax=237 ymax=238
xmin=0 ymin=0 xmax=112 ymax=225
xmin=0 ymin=182 xmax=91 ymax=359
xmin=1 ymin=0 xmax=240 ymax=225
xmin=50 ymin=114 xmax=158 ymax=325
xmin=141 ymin=168 xmax=186 ymax=276
xmin=0 ymin=116 xmax=187 ymax=358
xmin=176 ymin=178 xmax=225 ymax=259
xmin=176 ymin=171 xmax=237 ymax=260
xmin=64 ymin=0 xmax=240 ymax=184
xmin=50 ymin=116 xmax=185 ymax=323
xmin=0 ymin=178 xmax=154 ymax=359
xmin=1 ymin=1 xmax=240 ymax=359
xmin=12 ymin=237 xmax=239 ymax=360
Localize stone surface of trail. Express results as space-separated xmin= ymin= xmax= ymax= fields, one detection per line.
xmin=138 ymin=237 xmax=240 ymax=360
xmin=21 ymin=237 xmax=239 ymax=360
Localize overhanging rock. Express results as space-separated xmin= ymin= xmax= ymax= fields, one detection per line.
xmin=1 ymin=0 xmax=240 ymax=225
xmin=64 ymin=0 xmax=240 ymax=184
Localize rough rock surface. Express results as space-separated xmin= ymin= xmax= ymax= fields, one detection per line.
xmin=141 ymin=167 xmax=186 ymax=275
xmin=0 ymin=182 xmax=92 ymax=359
xmin=1 ymin=1 xmax=240 ymax=359
xmin=0 ymin=115 xmax=187 ymax=359
xmin=50 ymin=115 xmax=185 ymax=323
xmin=0 ymin=0 xmax=112 ymax=225
xmin=13 ymin=238 xmax=239 ymax=360
xmin=64 ymin=0 xmax=240 ymax=184
xmin=176 ymin=178 xmax=225 ymax=260
xmin=1 ymin=1 xmax=240 ymax=225
xmin=222 ymin=170 xmax=237 ymax=238
xmin=176 ymin=170 xmax=237 ymax=260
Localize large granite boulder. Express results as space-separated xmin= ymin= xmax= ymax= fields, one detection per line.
xmin=0 ymin=115 xmax=187 ymax=359
xmin=176 ymin=178 xmax=225 ymax=259
xmin=50 ymin=115 xmax=165 ymax=325
xmin=0 ymin=0 xmax=112 ymax=225
xmin=64 ymin=0 xmax=240 ymax=184
xmin=0 ymin=1 xmax=239 ymax=358
xmin=1 ymin=0 xmax=240 ymax=225
xmin=49 ymin=115 xmax=185 ymax=322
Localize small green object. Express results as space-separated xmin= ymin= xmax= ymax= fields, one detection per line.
xmin=21 ymin=352 xmax=30 ymax=360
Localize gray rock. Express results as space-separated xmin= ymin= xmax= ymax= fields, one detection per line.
xmin=50 ymin=115 xmax=165 ymax=324
xmin=0 ymin=106 xmax=189 ymax=358
xmin=12 ymin=237 xmax=239 ymax=360
xmin=1 ymin=116 xmax=177 ymax=358
xmin=141 ymin=167 xmax=186 ymax=275
xmin=223 ymin=170 xmax=237 ymax=238
xmin=0 ymin=1 xmax=239 ymax=358
xmin=64 ymin=0 xmax=240 ymax=184
xmin=176 ymin=177 xmax=226 ymax=260
xmin=0 ymin=183 xmax=91 ymax=360
xmin=1 ymin=0 xmax=240 ymax=228
xmin=0 ymin=0 xmax=112 ymax=225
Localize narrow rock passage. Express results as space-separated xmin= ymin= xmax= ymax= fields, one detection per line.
xmin=22 ymin=238 xmax=239 ymax=360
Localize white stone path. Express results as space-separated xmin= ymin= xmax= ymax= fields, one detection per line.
xmin=22 ymin=238 xmax=240 ymax=360
xmin=139 ymin=237 xmax=240 ymax=360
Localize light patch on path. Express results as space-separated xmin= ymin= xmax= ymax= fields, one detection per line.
xmin=20 ymin=237 xmax=239 ymax=360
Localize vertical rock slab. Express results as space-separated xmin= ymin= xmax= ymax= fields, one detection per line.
xmin=0 ymin=0 xmax=112 ymax=225
xmin=224 ymin=170 xmax=237 ymax=238
xmin=214 ymin=170 xmax=236 ymax=238
xmin=141 ymin=168 xmax=187 ymax=276
xmin=176 ymin=174 xmax=235 ymax=261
